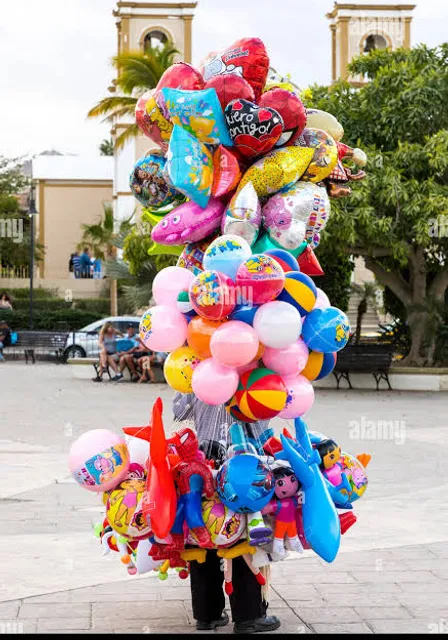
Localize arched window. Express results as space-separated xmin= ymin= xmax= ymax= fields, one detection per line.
xmin=363 ymin=34 xmax=388 ymax=54
xmin=143 ymin=29 xmax=168 ymax=52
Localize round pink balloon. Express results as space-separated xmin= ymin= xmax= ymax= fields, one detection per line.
xmin=192 ymin=357 xmax=239 ymax=405
xmin=263 ymin=338 xmax=309 ymax=376
xmin=68 ymin=429 xmax=130 ymax=493
xmin=152 ymin=266 xmax=195 ymax=306
xmin=210 ymin=320 xmax=259 ymax=367
xmin=313 ymin=288 xmax=331 ymax=310
xmin=278 ymin=374 xmax=315 ymax=419
xmin=237 ymin=358 xmax=261 ymax=375
xmin=140 ymin=305 xmax=188 ymax=352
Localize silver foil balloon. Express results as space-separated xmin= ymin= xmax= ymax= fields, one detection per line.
xmin=222 ymin=181 xmax=262 ymax=246
xmin=262 ymin=181 xmax=330 ymax=250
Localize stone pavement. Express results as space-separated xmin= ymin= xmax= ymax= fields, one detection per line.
xmin=1 ymin=363 xmax=447 ymax=634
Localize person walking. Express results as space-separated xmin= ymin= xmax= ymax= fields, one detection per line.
xmin=79 ymin=248 xmax=92 ymax=279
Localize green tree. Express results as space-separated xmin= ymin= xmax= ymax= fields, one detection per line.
xmin=78 ymin=203 xmax=133 ymax=315
xmin=307 ymin=45 xmax=448 ymax=366
xmin=99 ymin=138 xmax=114 ymax=156
xmin=87 ymin=44 xmax=178 ymax=150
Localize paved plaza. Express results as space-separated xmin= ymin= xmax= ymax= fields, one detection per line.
xmin=1 ymin=362 xmax=447 ymax=634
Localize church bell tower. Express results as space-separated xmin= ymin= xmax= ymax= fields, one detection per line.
xmin=327 ymin=2 xmax=415 ymax=85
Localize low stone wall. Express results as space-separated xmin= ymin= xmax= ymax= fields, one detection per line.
xmin=0 ymin=278 xmax=104 ymax=299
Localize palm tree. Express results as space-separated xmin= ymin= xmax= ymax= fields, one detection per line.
xmin=78 ymin=203 xmax=133 ymax=315
xmin=99 ymin=138 xmax=114 ymax=156
xmin=87 ymin=44 xmax=179 ymax=150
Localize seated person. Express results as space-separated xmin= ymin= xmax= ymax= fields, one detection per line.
xmin=119 ymin=337 xmax=154 ymax=383
xmin=0 ymin=320 xmax=12 ymax=362
xmin=93 ymin=322 xmax=123 ymax=382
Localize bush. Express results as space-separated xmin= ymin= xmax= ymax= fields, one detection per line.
xmin=0 ymin=287 xmax=58 ymax=300
xmin=0 ymin=309 xmax=103 ymax=331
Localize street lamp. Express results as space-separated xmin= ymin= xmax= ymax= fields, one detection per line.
xmin=28 ymin=181 xmax=38 ymax=330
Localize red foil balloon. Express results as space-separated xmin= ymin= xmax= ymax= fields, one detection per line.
xmin=200 ymin=37 xmax=270 ymax=102
xmin=212 ymin=146 xmax=242 ymax=197
xmin=204 ymin=74 xmax=255 ymax=111
xmin=225 ymin=99 xmax=284 ymax=159
xmin=259 ymin=88 xmax=307 ymax=147
xmin=135 ymin=89 xmax=172 ymax=151
xmin=156 ymin=62 xmax=204 ymax=91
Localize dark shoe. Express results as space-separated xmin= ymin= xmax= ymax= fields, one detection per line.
xmin=196 ymin=611 xmax=229 ymax=630
xmin=112 ymin=373 xmax=123 ymax=382
xmin=234 ymin=615 xmax=281 ymax=634
xmin=92 ymin=376 xmax=102 ymax=382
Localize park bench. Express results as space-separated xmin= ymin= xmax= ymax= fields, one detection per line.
xmin=4 ymin=330 xmax=69 ymax=363
xmin=333 ymin=342 xmax=394 ymax=390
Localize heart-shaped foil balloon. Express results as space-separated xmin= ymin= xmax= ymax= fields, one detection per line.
xmin=225 ymin=99 xmax=284 ymax=158
xmin=156 ymin=62 xmax=204 ymax=91
xmin=259 ymin=88 xmax=307 ymax=147
xmin=204 ymin=74 xmax=255 ymax=111
xmin=200 ymin=37 xmax=270 ymax=102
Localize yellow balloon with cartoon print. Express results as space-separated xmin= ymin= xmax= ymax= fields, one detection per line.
xmin=163 ymin=346 xmax=202 ymax=393
xmin=186 ymin=494 xmax=246 ymax=548
xmin=105 ymin=478 xmax=151 ymax=540
xmin=296 ymin=128 xmax=339 ymax=183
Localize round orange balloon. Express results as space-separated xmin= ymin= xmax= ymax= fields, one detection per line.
xmin=187 ymin=317 xmax=226 ymax=359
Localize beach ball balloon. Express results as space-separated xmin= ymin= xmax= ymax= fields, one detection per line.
xmin=192 ymin=357 xmax=239 ymax=405
xmin=187 ymin=316 xmax=226 ymax=359
xmin=278 ymin=373 xmax=315 ymax=419
xmin=152 ymin=266 xmax=195 ymax=306
xmin=164 ymin=346 xmax=202 ymax=393
xmin=140 ymin=305 xmax=188 ymax=352
xmin=277 ymin=272 xmax=317 ymax=317
xmin=235 ymin=254 xmax=285 ymax=305
xmin=302 ymin=307 xmax=350 ymax=353
xmin=202 ymin=234 xmax=252 ymax=281
xmin=210 ymin=320 xmax=259 ymax=368
xmin=253 ymin=301 xmax=302 ymax=349
xmin=264 ymin=248 xmax=300 ymax=273
xmin=69 ymin=429 xmax=130 ymax=493
xmin=105 ymin=478 xmax=151 ymax=540
xmin=301 ymin=351 xmax=337 ymax=381
xmin=225 ymin=394 xmax=258 ymax=424
xmin=216 ymin=453 xmax=274 ymax=513
xmin=189 ymin=270 xmax=236 ymax=320
xmin=262 ymin=338 xmax=309 ymax=376
xmin=229 ymin=303 xmax=259 ymax=326
xmin=234 ymin=367 xmax=287 ymax=421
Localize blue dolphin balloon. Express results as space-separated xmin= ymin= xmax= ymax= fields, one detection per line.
xmin=278 ymin=417 xmax=341 ymax=562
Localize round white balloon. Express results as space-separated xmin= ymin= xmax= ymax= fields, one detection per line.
xmin=253 ymin=301 xmax=302 ymax=349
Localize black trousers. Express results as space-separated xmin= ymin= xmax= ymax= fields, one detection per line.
xmin=189 ymin=550 xmax=267 ymax=624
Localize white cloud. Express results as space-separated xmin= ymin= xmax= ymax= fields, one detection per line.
xmin=0 ymin=0 xmax=447 ymax=158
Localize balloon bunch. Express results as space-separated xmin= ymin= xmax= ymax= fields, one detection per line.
xmin=132 ymin=37 xmax=367 ymax=259
xmin=68 ymin=401 xmax=371 ymax=578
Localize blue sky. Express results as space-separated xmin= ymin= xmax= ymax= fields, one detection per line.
xmin=1 ymin=0 xmax=447 ymax=158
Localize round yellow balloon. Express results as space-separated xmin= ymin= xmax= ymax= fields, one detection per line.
xmin=163 ymin=346 xmax=202 ymax=393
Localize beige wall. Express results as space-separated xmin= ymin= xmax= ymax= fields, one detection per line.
xmin=38 ymin=180 xmax=113 ymax=279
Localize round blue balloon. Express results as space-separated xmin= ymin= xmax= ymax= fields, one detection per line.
xmin=216 ymin=453 xmax=274 ymax=513
xmin=202 ymin=235 xmax=252 ymax=281
xmin=301 ymin=307 xmax=350 ymax=353
xmin=277 ymin=272 xmax=317 ymax=317
xmin=229 ymin=303 xmax=259 ymax=326
xmin=264 ymin=249 xmax=300 ymax=273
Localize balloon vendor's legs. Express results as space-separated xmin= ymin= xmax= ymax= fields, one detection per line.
xmin=229 ymin=555 xmax=265 ymax=624
xmin=189 ymin=549 xmax=225 ymax=623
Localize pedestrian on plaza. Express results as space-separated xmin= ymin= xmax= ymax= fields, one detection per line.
xmin=172 ymin=392 xmax=281 ymax=634
xmin=0 ymin=292 xmax=13 ymax=310
xmin=80 ymin=248 xmax=92 ymax=279
xmin=0 ymin=319 xmax=12 ymax=361
xmin=92 ymin=256 xmax=102 ymax=279
xmin=69 ymin=252 xmax=81 ymax=279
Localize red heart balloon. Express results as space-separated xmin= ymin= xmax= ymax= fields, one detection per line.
xmin=259 ymin=88 xmax=307 ymax=147
xmin=204 ymin=75 xmax=255 ymax=111
xmin=212 ymin=146 xmax=242 ymax=197
xmin=156 ymin=62 xmax=204 ymax=91
xmin=225 ymin=99 xmax=284 ymax=159
xmin=200 ymin=37 xmax=270 ymax=102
